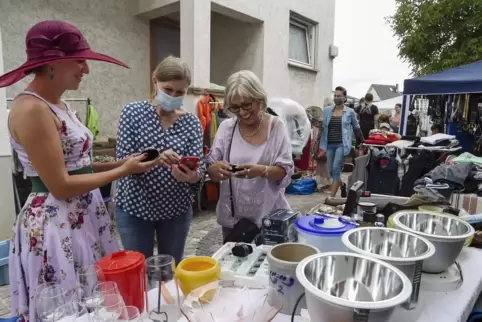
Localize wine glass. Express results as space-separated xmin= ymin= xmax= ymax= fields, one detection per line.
xmin=122 ymin=306 xmax=141 ymax=322
xmin=93 ymin=281 xmax=120 ymax=297
xmin=94 ymin=293 xmax=126 ymax=322
xmin=146 ymin=254 xmax=181 ymax=322
xmin=36 ymin=284 xmax=75 ymax=322
xmin=77 ymin=264 xmax=104 ymax=306
xmin=53 ymin=301 xmax=91 ymax=322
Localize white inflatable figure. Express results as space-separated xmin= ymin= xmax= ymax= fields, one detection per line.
xmin=267 ymin=97 xmax=311 ymax=156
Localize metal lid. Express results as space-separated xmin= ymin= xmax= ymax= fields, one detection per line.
xmin=296 ymin=214 xmax=357 ymax=236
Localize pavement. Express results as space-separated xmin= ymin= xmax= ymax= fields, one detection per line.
xmin=0 ymin=190 xmax=331 ymax=317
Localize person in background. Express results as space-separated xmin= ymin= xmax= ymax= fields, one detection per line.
xmin=390 ymin=103 xmax=402 ymax=132
xmin=431 ymin=123 xmax=443 ymax=135
xmin=320 ymin=86 xmax=364 ymax=197
xmin=356 ymin=93 xmax=379 ymax=141
xmin=3 ymin=20 xmax=159 ymax=321
xmin=207 ymin=70 xmax=294 ymax=242
xmin=377 ymin=114 xmax=394 ymax=131
xmin=355 ymin=97 xmax=365 ymax=115
xmin=115 ymin=56 xmax=205 ymax=264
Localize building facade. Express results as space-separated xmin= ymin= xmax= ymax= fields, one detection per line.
xmin=1 ymin=0 xmax=336 ymax=139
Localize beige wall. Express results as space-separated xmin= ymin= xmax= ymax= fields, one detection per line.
xmin=0 ymin=27 xmax=16 ymax=241
xmin=210 ymin=12 xmax=264 ymax=86
xmin=211 ymin=0 xmax=336 ymax=108
xmin=0 ymin=0 xmax=150 ymax=140
xmin=139 ymin=0 xmax=336 ymax=109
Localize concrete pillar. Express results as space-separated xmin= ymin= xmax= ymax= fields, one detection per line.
xmin=180 ymin=0 xmax=211 ymax=88
xmin=0 ymin=27 xmax=16 ymax=241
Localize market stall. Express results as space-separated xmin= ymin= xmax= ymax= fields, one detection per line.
xmin=400 ymin=60 xmax=482 ymax=153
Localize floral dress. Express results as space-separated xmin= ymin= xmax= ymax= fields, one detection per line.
xmin=8 ymin=91 xmax=119 ymax=321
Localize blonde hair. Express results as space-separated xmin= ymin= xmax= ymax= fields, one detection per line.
xmin=151 ymin=56 xmax=191 ymax=101
xmin=224 ymin=70 xmax=268 ymax=111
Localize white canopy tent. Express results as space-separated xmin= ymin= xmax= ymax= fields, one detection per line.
xmin=376 ymin=95 xmax=403 ymax=114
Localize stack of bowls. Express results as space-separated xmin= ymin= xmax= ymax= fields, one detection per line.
xmin=391 ymin=211 xmax=475 ymax=273
xmin=296 ymin=252 xmax=412 ymax=322
xmin=341 ymin=227 xmax=435 ymax=310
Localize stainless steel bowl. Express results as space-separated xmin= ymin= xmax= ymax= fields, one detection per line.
xmin=392 ymin=211 xmax=475 ymax=273
xmin=342 ymin=227 xmax=435 ymax=310
xmin=296 ymin=252 xmax=412 ymax=322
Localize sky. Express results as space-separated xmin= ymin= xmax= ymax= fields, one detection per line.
xmin=333 ymin=0 xmax=411 ymax=99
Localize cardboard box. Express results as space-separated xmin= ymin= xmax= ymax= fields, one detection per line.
xmin=262 ymin=209 xmax=299 ymax=245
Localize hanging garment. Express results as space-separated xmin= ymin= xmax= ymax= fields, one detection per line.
xmin=367 ymin=153 xmax=399 ymax=195
xmin=197 ymin=94 xmax=223 ymax=132
xmin=204 ymin=108 xmax=230 ymax=151
xmin=85 ymin=103 xmax=100 ymax=140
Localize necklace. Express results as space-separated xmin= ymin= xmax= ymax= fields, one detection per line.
xmin=239 ymin=113 xmax=264 ymax=137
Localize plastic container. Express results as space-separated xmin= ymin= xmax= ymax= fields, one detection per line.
xmin=295 ymin=214 xmax=357 ymax=252
xmin=96 ymin=250 xmax=146 ymax=313
xmin=0 ymin=240 xmax=9 ymax=286
xmin=175 ymin=256 xmax=220 ymax=297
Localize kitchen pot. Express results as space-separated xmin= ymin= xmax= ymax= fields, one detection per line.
xmin=296 ymin=214 xmax=357 ymax=252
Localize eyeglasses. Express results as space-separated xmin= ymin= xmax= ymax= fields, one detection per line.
xmin=227 ymin=101 xmax=254 ymax=113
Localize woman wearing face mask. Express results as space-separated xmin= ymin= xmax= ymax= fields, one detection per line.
xmin=320 ymin=86 xmax=364 ymax=197
xmin=207 ymin=70 xmax=294 ymax=242
xmin=115 ymin=56 xmax=204 ymax=263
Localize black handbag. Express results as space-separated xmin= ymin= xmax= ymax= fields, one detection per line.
xmin=223 ymin=120 xmax=262 ymax=244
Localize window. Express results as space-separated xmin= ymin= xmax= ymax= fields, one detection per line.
xmin=289 ymin=12 xmax=317 ymax=69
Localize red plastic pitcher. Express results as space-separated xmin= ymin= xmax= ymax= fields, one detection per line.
xmin=97 ymin=251 xmax=146 ymax=313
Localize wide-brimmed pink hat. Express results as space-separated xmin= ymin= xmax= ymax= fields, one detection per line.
xmin=0 ymin=20 xmax=129 ymax=88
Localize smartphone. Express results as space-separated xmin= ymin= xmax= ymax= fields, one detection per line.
xmin=229 ymin=164 xmax=245 ymax=173
xmin=179 ymin=156 xmax=200 ymax=171
xmin=141 ymin=148 xmax=160 ymax=162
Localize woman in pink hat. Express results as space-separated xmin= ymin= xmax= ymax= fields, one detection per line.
xmin=1 ymin=20 xmax=158 ymax=321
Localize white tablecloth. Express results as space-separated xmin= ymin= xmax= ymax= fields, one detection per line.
xmin=148 ymin=247 xmax=482 ymax=322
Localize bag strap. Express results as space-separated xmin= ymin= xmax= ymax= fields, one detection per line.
xmin=227 ymin=120 xmax=238 ymax=218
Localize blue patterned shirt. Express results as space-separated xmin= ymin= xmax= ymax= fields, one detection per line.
xmin=115 ymin=101 xmax=205 ymax=221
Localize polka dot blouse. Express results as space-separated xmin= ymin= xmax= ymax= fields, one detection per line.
xmin=115 ymin=101 xmax=205 ymax=221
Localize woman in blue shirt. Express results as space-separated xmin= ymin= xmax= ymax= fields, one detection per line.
xmin=320 ymin=86 xmax=364 ymax=197
xmin=115 ymin=56 xmax=205 ymax=264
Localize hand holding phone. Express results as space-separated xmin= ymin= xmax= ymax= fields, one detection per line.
xmin=179 ymin=156 xmax=200 ymax=171
xmin=228 ymin=164 xmax=245 ymax=173
xmin=141 ymin=148 xmax=160 ymax=162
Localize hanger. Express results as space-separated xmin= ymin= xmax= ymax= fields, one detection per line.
xmin=87 ymin=98 xmax=91 ymax=106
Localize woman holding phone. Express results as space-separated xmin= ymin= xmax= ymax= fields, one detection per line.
xmin=207 ymin=70 xmax=294 ymax=242
xmin=2 ymin=21 xmax=159 ymax=321
xmin=115 ymin=56 xmax=205 ymax=264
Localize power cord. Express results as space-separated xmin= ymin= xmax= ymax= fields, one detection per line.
xmin=291 ymin=292 xmax=305 ymax=322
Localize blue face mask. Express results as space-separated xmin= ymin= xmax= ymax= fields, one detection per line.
xmin=155 ymin=86 xmax=184 ymax=111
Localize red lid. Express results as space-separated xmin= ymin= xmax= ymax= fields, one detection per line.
xmin=96 ymin=250 xmax=145 ymax=274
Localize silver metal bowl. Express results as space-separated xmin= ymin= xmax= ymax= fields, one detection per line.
xmin=296 ymin=252 xmax=412 ymax=322
xmin=342 ymin=227 xmax=435 ymax=310
xmin=392 ymin=211 xmax=475 ymax=273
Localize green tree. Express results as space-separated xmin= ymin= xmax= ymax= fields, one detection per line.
xmin=388 ymin=0 xmax=482 ymax=76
